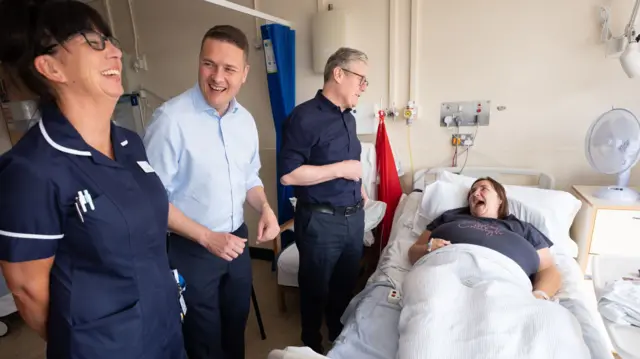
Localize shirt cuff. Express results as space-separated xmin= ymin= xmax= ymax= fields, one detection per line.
xmin=246 ymin=177 xmax=264 ymax=191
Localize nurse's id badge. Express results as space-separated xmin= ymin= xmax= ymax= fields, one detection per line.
xmin=137 ymin=160 xmax=155 ymax=173
xmin=172 ymin=269 xmax=187 ymax=322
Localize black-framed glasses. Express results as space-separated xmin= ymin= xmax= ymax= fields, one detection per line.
xmin=41 ymin=30 xmax=121 ymax=55
xmin=341 ymin=67 xmax=369 ymax=87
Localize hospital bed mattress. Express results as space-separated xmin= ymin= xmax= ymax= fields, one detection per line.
xmin=324 ymin=192 xmax=612 ymax=359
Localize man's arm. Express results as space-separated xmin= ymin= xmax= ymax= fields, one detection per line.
xmin=246 ymin=186 xmax=270 ymax=214
xmin=168 ymin=202 xmax=245 ymax=261
xmin=167 ymin=203 xmax=209 ymax=246
xmin=280 ymin=163 xmax=343 ymax=186
xmin=246 ymin=185 xmax=279 ymax=243
xmin=532 ymin=248 xmax=562 ymax=298
xmin=142 ymin=108 xmax=181 ymax=195
xmin=244 ymin=123 xmax=270 ymax=214
xmin=278 ymin=112 xmax=360 ymax=186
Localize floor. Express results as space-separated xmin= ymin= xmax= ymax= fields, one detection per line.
xmin=0 ymin=259 xmax=311 ymax=359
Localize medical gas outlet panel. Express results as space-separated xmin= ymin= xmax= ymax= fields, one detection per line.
xmin=440 ymin=101 xmax=491 ymax=127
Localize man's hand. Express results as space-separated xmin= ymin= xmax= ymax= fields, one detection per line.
xmin=198 ymin=231 xmax=247 ymax=261
xmin=338 ymin=160 xmax=362 ymax=181
xmin=257 ymin=204 xmax=279 ymax=243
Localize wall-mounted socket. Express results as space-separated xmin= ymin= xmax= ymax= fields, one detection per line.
xmin=452 ymin=133 xmax=474 ymax=147
xmin=133 ymin=54 xmax=148 ymax=72
xmin=441 ymin=100 xmax=490 ymax=127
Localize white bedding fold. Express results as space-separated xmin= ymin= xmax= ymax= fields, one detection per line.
xmin=598 ymin=279 xmax=640 ymax=327
xmin=398 ymin=244 xmax=591 ymax=359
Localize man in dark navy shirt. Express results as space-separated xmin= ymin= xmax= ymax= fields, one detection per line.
xmin=278 ymin=47 xmax=369 ymax=354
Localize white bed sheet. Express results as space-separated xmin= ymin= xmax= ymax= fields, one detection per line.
xmin=271 ymin=191 xmax=613 ymax=359
xmin=367 ymin=192 xmax=612 ymax=359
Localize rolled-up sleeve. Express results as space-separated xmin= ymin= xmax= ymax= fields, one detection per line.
xmin=278 ymin=112 xmax=315 ymax=179
xmin=0 ymin=159 xmax=62 ymax=262
xmin=143 ymin=107 xmax=182 ymax=195
xmin=245 ymin=121 xmax=263 ymax=191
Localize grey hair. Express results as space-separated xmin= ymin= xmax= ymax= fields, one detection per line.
xmin=323 ymin=47 xmax=368 ymax=83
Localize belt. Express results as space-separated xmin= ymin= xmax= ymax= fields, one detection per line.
xmin=301 ymin=200 xmax=364 ymax=216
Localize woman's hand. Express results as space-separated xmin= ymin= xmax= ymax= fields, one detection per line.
xmin=428 ymin=238 xmax=451 ymax=252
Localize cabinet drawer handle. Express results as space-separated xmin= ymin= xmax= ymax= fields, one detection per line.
xmin=633 ymin=217 xmax=640 ymax=220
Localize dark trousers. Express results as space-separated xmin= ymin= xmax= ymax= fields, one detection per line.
xmin=168 ymin=224 xmax=252 ymax=359
xmin=294 ymin=206 xmax=365 ymax=353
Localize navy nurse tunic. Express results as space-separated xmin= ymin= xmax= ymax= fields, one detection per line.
xmin=0 ymin=106 xmax=184 ymax=359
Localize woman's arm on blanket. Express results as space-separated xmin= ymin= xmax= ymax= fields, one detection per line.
xmin=532 ymin=248 xmax=561 ymax=298
xmin=409 ymin=230 xmax=431 ymax=265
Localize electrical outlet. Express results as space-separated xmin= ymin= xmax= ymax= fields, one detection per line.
xmin=440 ymin=100 xmax=490 ymax=127
xmin=452 ymin=134 xmax=474 ymax=147
xmin=133 ymin=54 xmax=148 ymax=72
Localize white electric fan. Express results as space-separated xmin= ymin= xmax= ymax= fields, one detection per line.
xmin=585 ymin=108 xmax=640 ymax=202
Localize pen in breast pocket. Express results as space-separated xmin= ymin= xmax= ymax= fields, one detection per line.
xmin=77 ymin=191 xmax=87 ymax=212
xmin=83 ymin=190 xmax=95 ymax=210
xmin=75 ymin=200 xmax=84 ymax=223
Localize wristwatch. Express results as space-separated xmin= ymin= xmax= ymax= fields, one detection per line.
xmin=532 ymin=290 xmax=550 ymax=300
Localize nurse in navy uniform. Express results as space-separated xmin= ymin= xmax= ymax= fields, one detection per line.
xmin=0 ymin=1 xmax=184 ymax=358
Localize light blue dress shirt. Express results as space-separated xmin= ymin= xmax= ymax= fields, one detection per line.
xmin=143 ymin=84 xmax=263 ymax=233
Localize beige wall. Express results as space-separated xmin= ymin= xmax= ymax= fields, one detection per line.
xmin=0 ymin=114 xmax=10 ymax=155
xmin=104 ymin=0 xmax=640 ymax=246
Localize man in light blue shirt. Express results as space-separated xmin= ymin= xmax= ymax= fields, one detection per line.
xmin=143 ymin=25 xmax=279 ymax=359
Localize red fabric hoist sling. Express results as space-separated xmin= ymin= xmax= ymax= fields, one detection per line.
xmin=375 ymin=110 xmax=403 ymax=249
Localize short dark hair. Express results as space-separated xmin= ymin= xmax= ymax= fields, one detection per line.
xmin=0 ymin=0 xmax=113 ymax=104
xmin=200 ymin=25 xmax=249 ymax=62
xmin=469 ymin=177 xmax=509 ymax=219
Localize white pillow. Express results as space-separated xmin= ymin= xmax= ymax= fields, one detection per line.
xmin=436 ymin=171 xmax=582 ymax=256
xmin=413 ymin=181 xmax=467 ymax=234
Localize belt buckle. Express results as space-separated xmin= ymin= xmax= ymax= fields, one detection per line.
xmin=345 ymin=205 xmax=357 ymax=216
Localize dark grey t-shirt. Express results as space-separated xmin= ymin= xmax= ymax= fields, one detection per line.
xmin=426 ymin=207 xmax=553 ymax=277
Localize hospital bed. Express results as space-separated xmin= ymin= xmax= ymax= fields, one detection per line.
xmin=268 ymin=166 xmax=614 ymax=359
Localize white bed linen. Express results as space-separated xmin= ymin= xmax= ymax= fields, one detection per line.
xmin=269 ymin=192 xmax=612 ymax=359
xmin=399 ymin=244 xmax=590 ymax=359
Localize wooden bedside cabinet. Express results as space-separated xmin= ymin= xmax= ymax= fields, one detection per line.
xmin=570 ymin=185 xmax=640 ymax=277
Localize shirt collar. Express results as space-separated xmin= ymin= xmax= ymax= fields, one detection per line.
xmin=191 ymin=83 xmax=239 ymax=118
xmin=39 ymin=105 xmax=130 ymax=166
xmin=315 ymin=89 xmax=352 ymax=113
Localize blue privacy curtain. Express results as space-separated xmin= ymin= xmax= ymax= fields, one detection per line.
xmin=261 ymin=23 xmax=296 ymax=257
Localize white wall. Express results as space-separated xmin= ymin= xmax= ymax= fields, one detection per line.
xmin=104 ymin=0 xmax=640 ymax=246
xmin=0 ymin=113 xmax=11 ymax=155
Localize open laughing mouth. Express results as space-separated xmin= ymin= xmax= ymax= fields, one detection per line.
xmin=209 ymin=83 xmax=226 ymax=93
xmin=101 ymin=69 xmax=121 ymax=78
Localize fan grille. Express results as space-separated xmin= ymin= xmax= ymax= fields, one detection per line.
xmin=585 ymin=108 xmax=640 ymax=175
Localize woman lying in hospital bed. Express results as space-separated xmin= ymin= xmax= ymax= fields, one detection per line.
xmin=409 ymin=177 xmax=560 ymax=299
xmin=400 ymin=177 xmax=592 ymax=359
